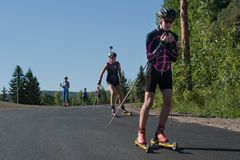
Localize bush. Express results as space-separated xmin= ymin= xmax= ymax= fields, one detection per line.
xmin=171 ymin=87 xmax=240 ymax=118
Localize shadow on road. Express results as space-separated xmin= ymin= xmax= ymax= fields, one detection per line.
xmin=115 ymin=114 xmax=136 ymax=118
xmin=176 ymin=146 xmax=240 ymax=154
xmin=149 ymin=145 xmax=240 ymax=154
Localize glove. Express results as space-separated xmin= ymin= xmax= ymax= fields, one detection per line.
xmin=152 ymin=41 xmax=165 ymax=56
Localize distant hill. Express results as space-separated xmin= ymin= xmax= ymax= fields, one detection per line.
xmin=41 ymin=90 xmax=108 ymax=97
xmin=2 ymin=90 xmax=109 ymax=101
xmin=41 ymin=90 xmax=78 ymax=97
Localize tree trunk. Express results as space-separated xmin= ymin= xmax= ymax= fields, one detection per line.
xmin=180 ymin=0 xmax=192 ymax=90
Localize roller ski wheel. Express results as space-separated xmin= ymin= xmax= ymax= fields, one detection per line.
xmin=150 ymin=138 xmax=178 ymax=151
xmin=135 ymin=140 xmax=151 ymax=153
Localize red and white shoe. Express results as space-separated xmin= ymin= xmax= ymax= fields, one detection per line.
xmin=155 ymin=129 xmax=169 ymax=143
xmin=135 ymin=129 xmax=147 ymax=145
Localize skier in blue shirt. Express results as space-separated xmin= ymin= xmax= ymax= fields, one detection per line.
xmin=60 ymin=76 xmax=70 ymax=106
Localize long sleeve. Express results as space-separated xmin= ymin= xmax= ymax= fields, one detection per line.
xmin=146 ymin=33 xmax=161 ymax=61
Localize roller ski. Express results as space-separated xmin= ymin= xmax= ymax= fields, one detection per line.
xmin=135 ymin=130 xmax=152 ymax=153
xmin=150 ymin=130 xmax=178 ymax=151
xmin=121 ymin=109 xmax=133 ymax=116
xmin=150 ymin=138 xmax=178 ymax=151
xmin=135 ymin=140 xmax=151 ymax=153
xmin=63 ymin=102 xmax=69 ymax=107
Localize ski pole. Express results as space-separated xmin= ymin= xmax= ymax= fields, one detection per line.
xmin=107 ymin=61 xmax=149 ymax=128
xmin=59 ymin=83 xmax=62 ymax=93
xmin=94 ymin=85 xmax=101 ymax=105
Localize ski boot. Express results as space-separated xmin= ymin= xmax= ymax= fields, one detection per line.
xmin=111 ymin=106 xmax=116 ymax=116
xmin=121 ymin=106 xmax=133 ymax=116
xmin=135 ymin=129 xmax=151 ymax=153
xmin=150 ymin=128 xmax=178 ymax=151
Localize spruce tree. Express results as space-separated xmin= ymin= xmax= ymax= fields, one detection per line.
xmin=120 ymin=71 xmax=129 ymax=98
xmin=25 ymin=69 xmax=41 ymax=105
xmin=134 ymin=65 xmax=145 ymax=103
xmin=1 ymin=87 xmax=8 ymax=101
xmin=9 ymin=65 xmax=26 ymax=104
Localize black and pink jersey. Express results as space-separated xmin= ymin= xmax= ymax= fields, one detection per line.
xmin=146 ymin=28 xmax=178 ymax=73
xmin=106 ymin=61 xmax=120 ymax=76
xmin=106 ymin=61 xmax=120 ymax=85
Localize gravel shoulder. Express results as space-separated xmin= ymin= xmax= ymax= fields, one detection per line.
xmin=126 ymin=104 xmax=240 ymax=133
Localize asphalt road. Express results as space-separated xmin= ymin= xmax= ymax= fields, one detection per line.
xmin=0 ymin=105 xmax=239 ymax=160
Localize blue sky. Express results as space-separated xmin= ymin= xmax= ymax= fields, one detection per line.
xmin=0 ymin=0 xmax=163 ymax=92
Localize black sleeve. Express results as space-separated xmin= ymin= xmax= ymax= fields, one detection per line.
xmin=146 ymin=31 xmax=158 ymax=60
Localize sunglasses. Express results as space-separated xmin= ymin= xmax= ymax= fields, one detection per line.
xmin=108 ymin=55 xmax=116 ymax=58
xmin=164 ymin=19 xmax=173 ymax=24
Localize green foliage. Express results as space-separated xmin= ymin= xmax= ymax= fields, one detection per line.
xmin=173 ymin=0 xmax=240 ymax=118
xmin=54 ymin=91 xmax=62 ymax=106
xmin=173 ymin=87 xmax=240 ymax=118
xmin=143 ymin=0 xmax=240 ymax=118
xmin=71 ymin=91 xmax=83 ymax=106
xmin=9 ymin=65 xmax=27 ymax=104
xmin=152 ymin=88 xmax=163 ymax=109
xmin=41 ymin=93 xmax=55 ymax=105
xmin=97 ymin=86 xmax=109 ymax=104
xmin=8 ymin=66 xmax=42 ymax=105
xmin=120 ymin=71 xmax=129 ymax=101
xmin=130 ymin=65 xmax=145 ymax=103
xmin=53 ymin=86 xmax=109 ymax=106
xmin=86 ymin=92 xmax=95 ymax=105
xmin=24 ymin=69 xmax=41 ymax=105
